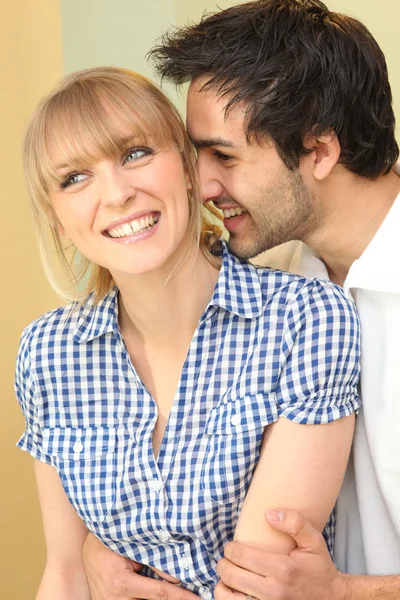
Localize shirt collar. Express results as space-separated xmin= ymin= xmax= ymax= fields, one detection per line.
xmin=73 ymin=287 xmax=119 ymax=344
xmin=284 ymin=192 xmax=400 ymax=295
xmin=206 ymin=241 xmax=264 ymax=319
xmin=73 ymin=243 xmax=265 ymax=344
xmin=344 ymin=192 xmax=400 ymax=294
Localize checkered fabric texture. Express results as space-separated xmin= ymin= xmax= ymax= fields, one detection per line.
xmin=15 ymin=243 xmax=360 ymax=596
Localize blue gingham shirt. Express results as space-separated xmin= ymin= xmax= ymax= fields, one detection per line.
xmin=16 ymin=243 xmax=360 ymax=596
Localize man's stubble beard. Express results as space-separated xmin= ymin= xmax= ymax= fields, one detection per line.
xmin=228 ymin=169 xmax=319 ymax=260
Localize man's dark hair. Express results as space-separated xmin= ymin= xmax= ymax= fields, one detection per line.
xmin=149 ymin=0 xmax=398 ymax=179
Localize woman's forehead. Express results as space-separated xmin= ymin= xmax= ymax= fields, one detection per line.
xmin=45 ymin=114 xmax=170 ymax=171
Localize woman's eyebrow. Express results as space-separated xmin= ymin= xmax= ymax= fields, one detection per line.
xmin=53 ymin=136 xmax=148 ymax=171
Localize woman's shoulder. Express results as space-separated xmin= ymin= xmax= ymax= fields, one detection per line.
xmin=223 ymin=245 xmax=358 ymax=323
xmin=17 ymin=301 xmax=81 ymax=364
xmin=18 ymin=289 xmax=114 ymax=357
xmin=21 ymin=301 xmax=80 ymax=341
xmin=252 ymin=264 xmax=359 ymax=325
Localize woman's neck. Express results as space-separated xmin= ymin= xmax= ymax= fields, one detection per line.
xmin=115 ymin=244 xmax=220 ymax=346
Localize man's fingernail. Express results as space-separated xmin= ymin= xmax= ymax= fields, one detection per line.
xmin=268 ymin=509 xmax=285 ymax=521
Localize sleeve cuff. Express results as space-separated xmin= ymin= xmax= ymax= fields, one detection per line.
xmin=277 ymin=384 xmax=360 ymax=425
xmin=16 ymin=430 xmax=55 ymax=466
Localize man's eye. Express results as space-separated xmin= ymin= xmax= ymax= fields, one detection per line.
xmin=124 ymin=147 xmax=153 ymax=164
xmin=60 ymin=172 xmax=88 ymax=189
xmin=214 ymin=151 xmax=233 ymax=162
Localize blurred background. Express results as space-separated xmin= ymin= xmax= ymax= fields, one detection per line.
xmin=1 ymin=1 xmax=399 ymax=597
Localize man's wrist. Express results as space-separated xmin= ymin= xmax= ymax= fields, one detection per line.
xmin=332 ymin=572 xmax=400 ymax=600
xmin=332 ymin=571 xmax=353 ymax=600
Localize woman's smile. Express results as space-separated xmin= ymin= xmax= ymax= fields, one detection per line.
xmin=104 ymin=211 xmax=161 ymax=243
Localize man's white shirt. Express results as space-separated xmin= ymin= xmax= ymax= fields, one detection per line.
xmin=257 ymin=186 xmax=400 ymax=575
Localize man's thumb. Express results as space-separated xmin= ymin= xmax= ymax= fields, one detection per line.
xmin=265 ymin=509 xmax=324 ymax=553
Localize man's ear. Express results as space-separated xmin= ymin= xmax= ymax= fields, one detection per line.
xmin=304 ymin=131 xmax=341 ymax=181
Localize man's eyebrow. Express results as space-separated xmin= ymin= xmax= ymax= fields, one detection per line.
xmin=189 ymin=137 xmax=236 ymax=150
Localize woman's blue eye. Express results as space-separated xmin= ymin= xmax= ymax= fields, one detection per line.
xmin=124 ymin=147 xmax=152 ymax=163
xmin=60 ymin=172 xmax=88 ymax=189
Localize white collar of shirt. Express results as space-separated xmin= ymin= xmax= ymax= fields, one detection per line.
xmin=344 ymin=191 xmax=400 ymax=294
xmin=286 ymin=165 xmax=400 ymax=295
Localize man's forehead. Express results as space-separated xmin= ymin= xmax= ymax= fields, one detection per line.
xmin=187 ymin=78 xmax=229 ymax=116
xmin=186 ymin=78 xmax=246 ymax=144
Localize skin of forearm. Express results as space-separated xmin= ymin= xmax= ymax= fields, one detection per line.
xmin=36 ymin=564 xmax=91 ymax=600
xmin=337 ymin=573 xmax=400 ymax=599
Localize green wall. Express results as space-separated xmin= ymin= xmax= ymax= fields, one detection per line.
xmin=61 ymin=0 xmax=400 ymax=126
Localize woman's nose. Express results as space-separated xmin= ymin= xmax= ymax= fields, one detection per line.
xmin=100 ymin=165 xmax=136 ymax=208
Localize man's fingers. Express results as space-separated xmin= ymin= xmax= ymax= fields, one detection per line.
xmin=215 ymin=580 xmax=246 ymax=600
xmin=222 ymin=542 xmax=289 ymax=577
xmin=265 ymin=509 xmax=325 ymax=553
xmin=122 ymin=575 xmax=197 ymax=600
xmin=130 ymin=560 xmax=144 ymax=573
xmin=217 ymin=557 xmax=276 ymax=599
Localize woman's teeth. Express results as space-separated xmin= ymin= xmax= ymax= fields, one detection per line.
xmin=222 ymin=207 xmax=246 ymax=218
xmin=108 ymin=214 xmax=159 ymax=238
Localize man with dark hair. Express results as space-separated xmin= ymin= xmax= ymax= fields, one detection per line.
xmin=82 ymin=1 xmax=400 ymax=598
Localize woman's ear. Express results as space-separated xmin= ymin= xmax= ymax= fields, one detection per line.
xmin=57 ymin=221 xmax=69 ymax=240
xmin=304 ymin=131 xmax=341 ymax=181
xmin=185 ymin=170 xmax=193 ymax=192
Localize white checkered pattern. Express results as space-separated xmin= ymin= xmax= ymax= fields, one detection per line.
xmin=15 ymin=243 xmax=360 ymax=596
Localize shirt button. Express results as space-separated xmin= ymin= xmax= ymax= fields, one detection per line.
xmin=200 ymin=588 xmax=212 ymax=600
xmin=180 ymin=554 xmax=190 ymax=570
xmin=158 ymin=530 xmax=170 ymax=542
xmin=231 ymin=413 xmax=240 ymax=426
xmin=151 ymin=479 xmax=162 ymax=493
xmin=73 ymin=441 xmax=83 ymax=453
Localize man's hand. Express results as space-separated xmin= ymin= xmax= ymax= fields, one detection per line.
xmin=82 ymin=532 xmax=198 ymax=600
xmin=215 ymin=509 xmax=349 ymax=600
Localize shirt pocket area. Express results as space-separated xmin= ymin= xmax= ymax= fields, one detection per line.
xmin=42 ymin=427 xmax=119 ymax=524
xmin=201 ymin=393 xmax=277 ymax=505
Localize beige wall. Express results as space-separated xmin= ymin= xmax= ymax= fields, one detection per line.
xmin=1 ymin=2 xmax=63 ymax=598
xmin=4 ymin=1 xmax=400 ymax=598
xmin=326 ymin=0 xmax=400 ymax=130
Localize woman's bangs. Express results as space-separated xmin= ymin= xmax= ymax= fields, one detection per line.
xmin=40 ymin=82 xmax=175 ymax=188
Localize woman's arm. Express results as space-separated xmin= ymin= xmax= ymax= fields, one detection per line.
xmin=235 ymin=278 xmax=360 ymax=553
xmin=34 ymin=459 xmax=91 ymax=600
xmin=235 ymin=414 xmax=355 ymax=553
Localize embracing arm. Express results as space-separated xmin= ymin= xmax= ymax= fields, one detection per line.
xmin=34 ymin=459 xmax=90 ymax=600
xmin=340 ymin=574 xmax=400 ymax=599
xmin=219 ymin=509 xmax=400 ymax=600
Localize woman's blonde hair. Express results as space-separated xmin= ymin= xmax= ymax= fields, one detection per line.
xmin=23 ymin=66 xmax=222 ymax=303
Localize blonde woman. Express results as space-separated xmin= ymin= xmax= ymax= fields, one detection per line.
xmin=16 ymin=67 xmax=360 ymax=600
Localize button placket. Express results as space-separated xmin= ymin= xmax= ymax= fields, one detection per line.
xmin=150 ymin=478 xmax=162 ymax=493
xmin=200 ymin=587 xmax=213 ymax=600
xmin=158 ymin=529 xmax=170 ymax=542
xmin=180 ymin=554 xmax=190 ymax=570
xmin=73 ymin=440 xmax=83 ymax=454
xmin=230 ymin=412 xmax=240 ymax=426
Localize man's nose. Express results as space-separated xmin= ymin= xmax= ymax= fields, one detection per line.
xmin=197 ymin=156 xmax=225 ymax=203
xmin=100 ymin=166 xmax=136 ymax=208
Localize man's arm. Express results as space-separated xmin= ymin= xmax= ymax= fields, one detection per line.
xmin=216 ymin=510 xmax=400 ymax=600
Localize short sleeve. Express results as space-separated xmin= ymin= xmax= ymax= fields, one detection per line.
xmin=15 ymin=325 xmax=55 ymax=465
xmin=275 ymin=279 xmax=360 ymax=424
